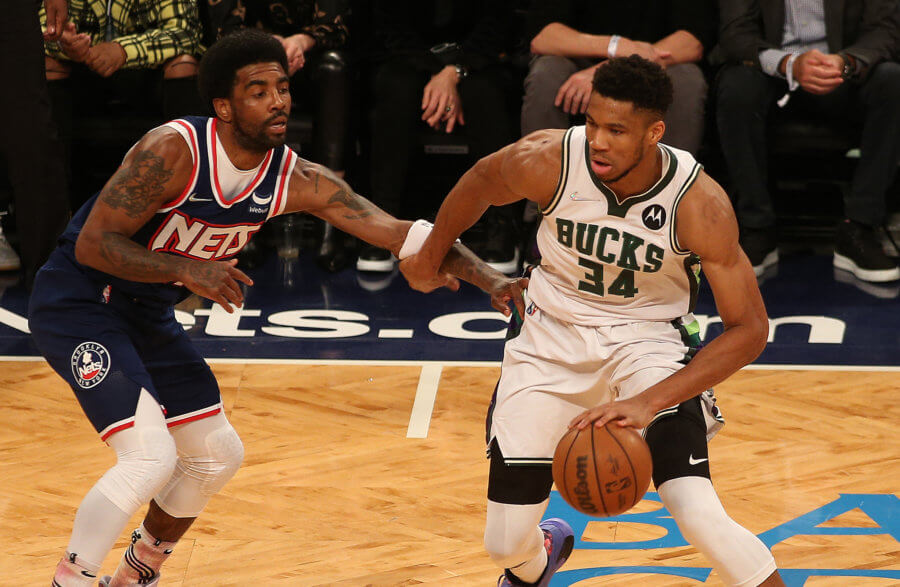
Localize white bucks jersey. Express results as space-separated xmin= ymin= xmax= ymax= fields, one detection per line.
xmin=527 ymin=126 xmax=702 ymax=326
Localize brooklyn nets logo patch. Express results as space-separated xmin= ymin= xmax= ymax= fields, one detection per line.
xmin=71 ymin=342 xmax=110 ymax=389
xmin=641 ymin=204 xmax=667 ymax=230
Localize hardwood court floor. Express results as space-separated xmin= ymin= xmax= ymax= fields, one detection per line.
xmin=2 ymin=361 xmax=897 ymax=585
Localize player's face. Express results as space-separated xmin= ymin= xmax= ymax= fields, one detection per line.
xmin=583 ymin=93 xmax=663 ymax=184
xmin=229 ymin=62 xmax=292 ymax=152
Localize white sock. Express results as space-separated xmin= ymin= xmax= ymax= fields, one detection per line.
xmin=508 ymin=541 xmax=548 ymax=583
xmin=109 ymin=524 xmax=177 ymax=586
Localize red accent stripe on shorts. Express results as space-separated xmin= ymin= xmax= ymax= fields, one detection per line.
xmin=166 ymin=406 xmax=222 ymax=428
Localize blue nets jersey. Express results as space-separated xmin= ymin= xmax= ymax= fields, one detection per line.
xmin=58 ymin=116 xmax=298 ymax=304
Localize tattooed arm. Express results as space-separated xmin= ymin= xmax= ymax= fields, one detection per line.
xmin=75 ymin=127 xmax=253 ymax=311
xmin=282 ymin=159 xmax=527 ymax=316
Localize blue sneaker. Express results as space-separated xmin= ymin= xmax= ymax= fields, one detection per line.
xmin=497 ymin=518 xmax=574 ymax=586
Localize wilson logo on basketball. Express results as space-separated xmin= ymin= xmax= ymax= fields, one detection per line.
xmin=573 ymin=456 xmax=598 ymax=513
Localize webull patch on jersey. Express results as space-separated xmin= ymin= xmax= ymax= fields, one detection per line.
xmin=71 ymin=342 xmax=110 ymax=389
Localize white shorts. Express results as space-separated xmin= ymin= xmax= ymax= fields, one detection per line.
xmin=489 ymin=302 xmax=724 ymax=463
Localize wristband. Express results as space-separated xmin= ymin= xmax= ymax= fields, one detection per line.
xmin=607 ymin=35 xmax=621 ymax=59
xmin=399 ymin=219 xmax=461 ymax=259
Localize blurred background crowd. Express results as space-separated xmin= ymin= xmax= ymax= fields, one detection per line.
xmin=2 ymin=0 xmax=899 ymax=293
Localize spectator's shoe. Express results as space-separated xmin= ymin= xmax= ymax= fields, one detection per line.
xmin=0 ymin=230 xmax=21 ymax=272
xmin=739 ymin=227 xmax=778 ymax=277
xmin=356 ymin=245 xmax=396 ymax=272
xmin=497 ymin=518 xmax=574 ymax=586
xmin=316 ymin=223 xmax=355 ymax=273
xmin=477 ymin=214 xmax=521 ymax=275
xmin=834 ymin=219 xmax=900 ymax=282
xmin=99 ymin=575 xmax=160 ymax=586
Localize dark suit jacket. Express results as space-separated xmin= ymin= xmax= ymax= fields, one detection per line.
xmin=716 ymin=0 xmax=900 ymax=79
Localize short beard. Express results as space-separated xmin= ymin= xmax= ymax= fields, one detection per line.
xmin=604 ymin=143 xmax=646 ymax=184
xmin=233 ymin=117 xmax=283 ymax=152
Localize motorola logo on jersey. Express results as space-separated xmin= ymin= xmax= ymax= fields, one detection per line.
xmin=149 ymin=210 xmax=262 ymax=260
xmin=70 ymin=342 xmax=110 ymax=389
xmin=641 ymin=205 xmax=666 ymax=230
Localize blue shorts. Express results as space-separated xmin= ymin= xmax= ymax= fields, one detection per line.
xmin=28 ymin=249 xmax=221 ymax=440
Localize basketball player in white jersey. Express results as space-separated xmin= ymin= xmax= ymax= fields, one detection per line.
xmin=401 ymin=56 xmax=786 ymax=586
xmin=35 ymin=30 xmax=526 ymax=586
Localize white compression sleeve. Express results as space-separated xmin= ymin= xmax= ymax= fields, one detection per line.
xmin=658 ymin=477 xmax=777 ymax=587
xmin=67 ymin=390 xmax=176 ymax=569
xmin=483 ymin=500 xmax=548 ymax=582
xmin=154 ymin=412 xmax=244 ymax=518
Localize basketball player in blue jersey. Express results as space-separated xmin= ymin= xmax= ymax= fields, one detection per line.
xmin=401 ymin=56 xmax=786 ymax=586
xmin=31 ymin=29 xmax=527 ymax=587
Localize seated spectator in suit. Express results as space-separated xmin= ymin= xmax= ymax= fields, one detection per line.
xmin=203 ymin=0 xmax=354 ymax=272
xmin=715 ymin=0 xmax=900 ymax=282
xmin=363 ymin=0 xmax=522 ymax=274
xmin=523 ymin=0 xmax=716 ymax=156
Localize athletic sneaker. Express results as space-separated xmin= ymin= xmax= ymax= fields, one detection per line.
xmin=356 ymin=245 xmax=396 ymax=272
xmin=98 ymin=574 xmax=159 ymax=586
xmin=833 ymin=219 xmax=900 ymax=282
xmin=497 ymin=518 xmax=574 ymax=586
xmin=739 ymin=227 xmax=777 ymax=277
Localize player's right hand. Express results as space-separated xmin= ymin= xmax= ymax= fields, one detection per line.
xmin=398 ymin=254 xmax=458 ymax=294
xmin=180 ymin=258 xmax=254 ymax=313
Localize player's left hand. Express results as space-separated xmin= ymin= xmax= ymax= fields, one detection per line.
xmin=486 ymin=275 xmax=528 ymax=318
xmin=86 ymin=42 xmax=126 ymax=77
xmin=569 ymin=395 xmax=656 ymax=430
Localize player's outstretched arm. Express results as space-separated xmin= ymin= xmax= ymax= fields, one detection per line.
xmin=571 ymin=172 xmax=769 ymax=431
xmin=284 ymin=160 xmax=528 ymax=313
xmin=75 ymin=127 xmax=253 ymax=312
xmin=400 ymin=130 xmax=563 ymax=290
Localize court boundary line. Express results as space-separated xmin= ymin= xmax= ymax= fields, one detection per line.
xmin=406 ymin=365 xmax=443 ymax=438
xmin=3 ymin=355 xmax=900 ymax=370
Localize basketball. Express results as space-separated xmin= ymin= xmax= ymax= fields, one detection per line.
xmin=552 ymin=423 xmax=653 ymax=517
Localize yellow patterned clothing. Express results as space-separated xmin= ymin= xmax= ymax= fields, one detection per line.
xmin=41 ymin=0 xmax=202 ymax=69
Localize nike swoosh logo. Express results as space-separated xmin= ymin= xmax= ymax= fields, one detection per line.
xmin=688 ymin=455 xmax=709 ymax=465
xmin=251 ymin=192 xmax=273 ymax=205
xmin=188 ymin=193 xmax=213 ymax=202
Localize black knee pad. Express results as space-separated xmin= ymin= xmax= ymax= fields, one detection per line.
xmin=645 ymin=395 xmax=711 ymax=486
xmin=487 ymin=438 xmax=554 ymax=505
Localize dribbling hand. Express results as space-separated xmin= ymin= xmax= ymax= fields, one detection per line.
xmin=569 ymin=395 xmax=655 ymax=431
xmin=180 ymin=258 xmax=254 ymax=313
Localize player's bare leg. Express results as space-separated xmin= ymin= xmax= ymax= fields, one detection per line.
xmin=104 ymin=501 xmax=195 ymax=586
